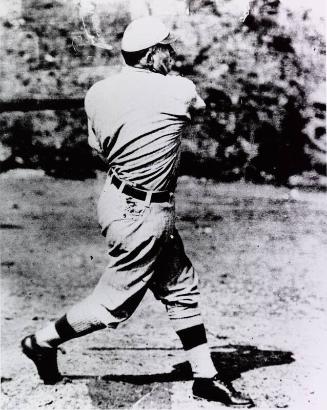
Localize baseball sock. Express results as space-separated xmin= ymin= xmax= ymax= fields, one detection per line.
xmin=35 ymin=314 xmax=105 ymax=348
xmin=35 ymin=322 xmax=61 ymax=348
xmin=166 ymin=303 xmax=217 ymax=378
xmin=176 ymin=323 xmax=217 ymax=379
xmin=35 ymin=296 xmax=118 ymax=347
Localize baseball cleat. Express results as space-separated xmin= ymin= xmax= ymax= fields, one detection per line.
xmin=21 ymin=334 xmax=63 ymax=385
xmin=192 ymin=374 xmax=254 ymax=407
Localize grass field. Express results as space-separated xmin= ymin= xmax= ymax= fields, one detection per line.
xmin=1 ymin=170 xmax=327 ymax=409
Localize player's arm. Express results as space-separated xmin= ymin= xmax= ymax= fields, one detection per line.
xmin=87 ymin=119 xmax=102 ymax=153
xmin=85 ymin=85 xmax=103 ymax=154
xmin=190 ymin=89 xmax=206 ymax=111
xmin=187 ymin=81 xmax=206 ymax=124
xmin=181 ymin=77 xmax=206 ymax=119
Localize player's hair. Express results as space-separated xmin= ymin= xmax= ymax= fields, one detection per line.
xmin=122 ymin=44 xmax=175 ymax=75
xmin=121 ymin=48 xmax=149 ymax=66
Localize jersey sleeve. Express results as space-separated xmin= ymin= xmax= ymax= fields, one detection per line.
xmin=188 ymin=81 xmax=206 ymax=110
xmin=87 ymin=119 xmax=102 ymax=153
xmin=85 ymin=83 xmax=103 ymax=153
xmin=180 ymin=77 xmax=206 ymax=111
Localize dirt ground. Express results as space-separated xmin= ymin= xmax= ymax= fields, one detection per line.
xmin=1 ymin=170 xmax=327 ymax=410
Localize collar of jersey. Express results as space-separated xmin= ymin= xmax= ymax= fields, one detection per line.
xmin=122 ymin=65 xmax=161 ymax=75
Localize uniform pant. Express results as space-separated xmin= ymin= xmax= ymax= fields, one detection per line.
xmin=66 ymin=177 xmax=203 ymax=333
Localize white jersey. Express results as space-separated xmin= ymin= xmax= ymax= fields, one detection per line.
xmin=85 ymin=66 xmax=205 ymax=191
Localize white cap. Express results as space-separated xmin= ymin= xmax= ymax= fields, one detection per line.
xmin=121 ymin=16 xmax=175 ymax=52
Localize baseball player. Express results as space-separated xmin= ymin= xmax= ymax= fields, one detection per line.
xmin=21 ymin=16 xmax=253 ymax=407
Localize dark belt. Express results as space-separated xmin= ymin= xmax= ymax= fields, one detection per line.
xmin=110 ymin=171 xmax=173 ymax=203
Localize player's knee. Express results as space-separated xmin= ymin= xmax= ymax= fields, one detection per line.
xmin=165 ymin=302 xmax=204 ymax=331
xmin=84 ymin=296 xmax=123 ymax=329
xmin=165 ymin=301 xmax=201 ymax=320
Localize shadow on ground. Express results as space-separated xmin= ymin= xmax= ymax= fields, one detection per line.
xmin=64 ymin=345 xmax=294 ymax=409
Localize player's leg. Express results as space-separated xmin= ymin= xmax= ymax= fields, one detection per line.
xmin=151 ymin=228 xmax=254 ymax=407
xmin=22 ymin=188 xmax=167 ymax=383
xmin=20 ymin=293 xmax=119 ymax=385
xmin=151 ymin=228 xmax=217 ymax=378
xmin=22 ymin=261 xmax=152 ymax=384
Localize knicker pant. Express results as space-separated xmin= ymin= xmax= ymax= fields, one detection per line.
xmin=66 ymin=179 xmax=202 ymax=333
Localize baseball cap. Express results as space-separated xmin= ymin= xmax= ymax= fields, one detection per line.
xmin=121 ymin=16 xmax=175 ymax=52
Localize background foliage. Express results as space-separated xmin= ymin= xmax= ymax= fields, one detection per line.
xmin=0 ymin=0 xmax=325 ymax=185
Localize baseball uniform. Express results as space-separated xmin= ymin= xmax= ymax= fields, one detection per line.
xmin=21 ymin=18 xmax=255 ymax=405
xmin=63 ymin=66 xmax=206 ymax=330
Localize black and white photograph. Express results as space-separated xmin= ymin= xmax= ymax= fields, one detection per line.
xmin=1 ymin=0 xmax=326 ymax=409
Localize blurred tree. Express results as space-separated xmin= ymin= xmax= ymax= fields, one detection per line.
xmin=174 ymin=0 xmax=325 ymax=183
xmin=0 ymin=0 xmax=325 ymax=184
xmin=188 ymin=0 xmax=220 ymax=15
xmin=0 ymin=116 xmax=35 ymax=171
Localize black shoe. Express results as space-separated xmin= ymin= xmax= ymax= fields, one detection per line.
xmin=192 ymin=374 xmax=254 ymax=407
xmin=21 ymin=334 xmax=63 ymax=385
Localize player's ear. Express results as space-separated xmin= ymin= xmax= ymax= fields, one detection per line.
xmin=145 ymin=47 xmax=155 ymax=66
xmin=137 ymin=47 xmax=154 ymax=69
